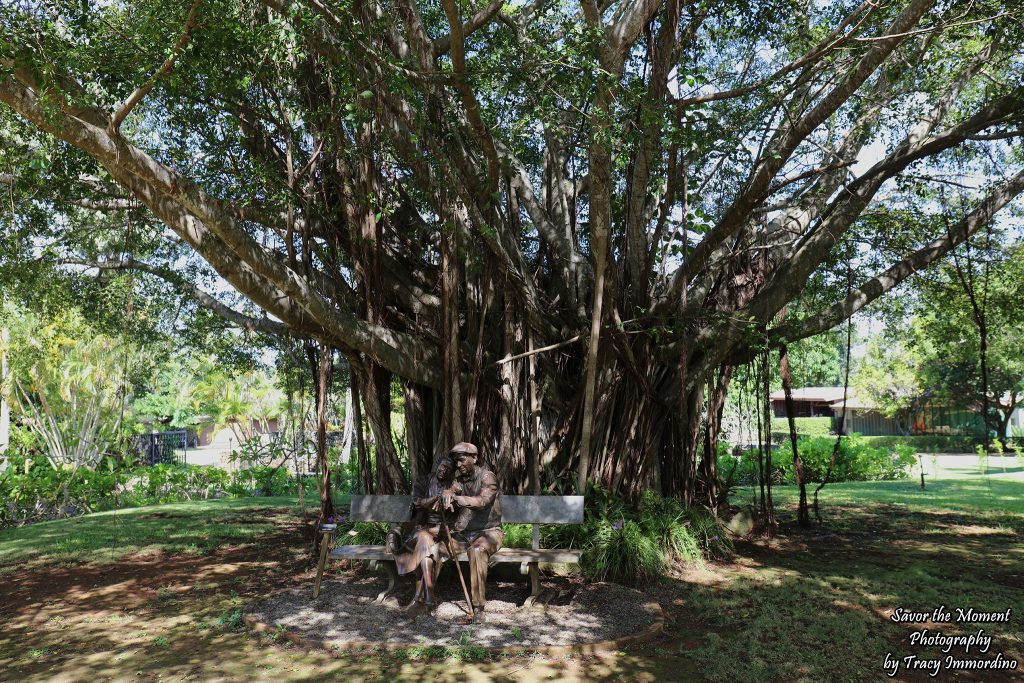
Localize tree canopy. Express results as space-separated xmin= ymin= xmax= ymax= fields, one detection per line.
xmin=912 ymin=239 xmax=1024 ymax=441
xmin=2 ymin=0 xmax=1023 ymax=501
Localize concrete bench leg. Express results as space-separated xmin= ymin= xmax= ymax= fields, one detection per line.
xmin=312 ymin=531 xmax=334 ymax=599
xmin=522 ymin=561 xmax=542 ymax=608
xmin=373 ymin=560 xmax=400 ymax=603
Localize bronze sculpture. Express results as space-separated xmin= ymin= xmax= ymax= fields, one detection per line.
xmin=441 ymin=442 xmax=503 ymax=620
xmin=388 ymin=455 xmax=461 ymax=611
xmin=389 ymin=442 xmax=502 ymax=620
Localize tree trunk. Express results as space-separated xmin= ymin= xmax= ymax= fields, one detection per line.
xmin=0 ymin=327 xmax=9 ymax=469
xmin=780 ymin=344 xmax=810 ymax=526
xmin=363 ymin=361 xmax=408 ymax=494
xmin=996 ymin=408 xmax=1011 ymax=451
xmin=403 ymin=381 xmax=436 ymax=489
xmin=702 ymin=366 xmax=734 ymax=513
xmin=761 ymin=351 xmax=776 ymax=534
xmin=351 ymin=371 xmax=372 ymax=495
xmin=315 ymin=343 xmax=335 ymax=536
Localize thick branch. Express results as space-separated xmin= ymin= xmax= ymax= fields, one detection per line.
xmin=658 ymin=0 xmax=934 ymax=312
xmin=67 ymin=258 xmax=293 ymax=337
xmin=0 ymin=68 xmax=442 ymax=387
xmin=439 ymin=0 xmax=501 ymax=199
xmin=433 ymin=0 xmax=505 ymax=57
xmin=109 ymin=0 xmax=203 ymax=135
xmin=774 ymin=168 xmax=1024 ymax=342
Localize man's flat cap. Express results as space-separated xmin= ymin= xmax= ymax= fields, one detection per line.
xmin=449 ymin=442 xmax=478 ymax=455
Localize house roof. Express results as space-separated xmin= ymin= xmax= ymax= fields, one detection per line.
xmin=769 ymin=386 xmax=881 ymax=410
xmin=827 ymin=396 xmax=877 ymax=410
xmin=768 ymin=386 xmax=849 ymax=403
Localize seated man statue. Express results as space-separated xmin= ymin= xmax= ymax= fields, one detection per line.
xmin=440 ymin=442 xmax=503 ymax=619
xmin=388 ymin=455 xmax=460 ymax=611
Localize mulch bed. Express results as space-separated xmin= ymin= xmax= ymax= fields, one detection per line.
xmin=247 ymin=568 xmax=661 ymax=649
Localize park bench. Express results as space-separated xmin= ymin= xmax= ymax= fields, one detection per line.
xmin=312 ymin=494 xmax=584 ymax=607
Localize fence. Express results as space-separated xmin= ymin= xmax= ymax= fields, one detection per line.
xmin=134 ymin=430 xmax=191 ymax=466
xmin=835 ymin=407 xmax=986 ymax=437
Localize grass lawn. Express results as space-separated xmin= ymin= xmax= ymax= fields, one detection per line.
xmin=0 ymin=496 xmax=339 ymax=569
xmin=1 ymin=464 xmax=1021 ymax=682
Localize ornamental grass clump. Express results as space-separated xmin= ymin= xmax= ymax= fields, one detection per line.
xmin=637 ymin=490 xmax=702 ymax=563
xmin=682 ymin=507 xmax=734 ymax=559
xmin=583 ymin=517 xmax=667 ymax=584
xmin=487 ymin=487 xmax=729 ymax=583
xmin=337 ymin=520 xmax=388 ymax=544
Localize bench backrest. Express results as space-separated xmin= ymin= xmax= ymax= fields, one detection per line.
xmin=348 ymin=494 xmax=584 ymax=525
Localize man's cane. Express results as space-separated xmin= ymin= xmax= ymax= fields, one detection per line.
xmin=437 ymin=499 xmax=474 ymax=617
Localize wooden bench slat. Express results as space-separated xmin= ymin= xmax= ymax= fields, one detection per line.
xmin=489 ymin=548 xmax=583 ymax=563
xmin=315 ymin=494 xmax=586 ymax=601
xmin=329 ymin=544 xmax=582 ymax=564
xmin=329 ymin=545 xmax=391 ymax=559
xmin=347 ymin=494 xmax=584 ymax=525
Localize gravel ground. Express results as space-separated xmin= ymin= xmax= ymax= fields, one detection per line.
xmin=248 ymin=568 xmax=660 ymax=648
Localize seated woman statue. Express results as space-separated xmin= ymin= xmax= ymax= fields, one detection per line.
xmin=386 ymin=456 xmax=461 ymax=611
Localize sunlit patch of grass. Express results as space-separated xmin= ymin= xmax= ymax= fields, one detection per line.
xmin=0 ymin=496 xmax=319 ymax=567
xmin=699 ymin=468 xmax=1024 ymax=682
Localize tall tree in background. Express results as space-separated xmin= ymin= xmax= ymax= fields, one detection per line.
xmin=854 ymin=332 xmax=927 ymax=435
xmin=915 ymin=240 xmax=1024 ymax=447
xmin=2 ymin=0 xmax=1023 ymax=501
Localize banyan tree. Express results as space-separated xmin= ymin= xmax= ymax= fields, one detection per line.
xmin=2 ymin=0 xmax=1022 ymax=506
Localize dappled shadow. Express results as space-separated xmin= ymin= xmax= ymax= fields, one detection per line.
xmin=648 ymin=496 xmax=1024 ymax=682
xmin=0 ymin=499 xmax=673 ymax=681
xmin=4 ymin=488 xmax=1024 ymax=682
xmin=250 ymin=571 xmax=655 ymax=648
xmin=0 ymin=522 xmax=310 ymax=616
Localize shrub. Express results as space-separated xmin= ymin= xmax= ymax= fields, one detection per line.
xmin=583 ymin=518 xmax=667 ymax=583
xmin=348 ymin=521 xmax=390 ymax=544
xmin=859 ymin=435 xmax=979 ymax=453
xmin=497 ymin=488 xmax=728 ymax=583
xmin=718 ymin=446 xmax=785 ymax=487
xmin=681 ymin=507 xmax=734 ymax=559
xmin=227 ymin=466 xmax=293 ymax=497
xmin=771 ymin=416 xmax=833 ymax=438
xmin=636 ymin=492 xmax=702 ymax=563
xmin=723 ymin=434 xmax=916 ymax=487
xmin=0 ymin=453 xmax=304 ymax=527
xmin=502 ymin=523 xmax=535 ymax=549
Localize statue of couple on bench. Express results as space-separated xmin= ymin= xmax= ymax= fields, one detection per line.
xmin=385 ymin=441 xmax=503 ymax=619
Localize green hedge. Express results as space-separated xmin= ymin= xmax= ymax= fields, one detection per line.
xmin=720 ymin=434 xmax=917 ymax=486
xmin=859 ymin=435 xmax=980 ymax=453
xmin=771 ymin=416 xmax=833 ymax=438
xmin=0 ymin=453 xmax=310 ymax=527
xmin=767 ymin=425 xmax=985 ymax=453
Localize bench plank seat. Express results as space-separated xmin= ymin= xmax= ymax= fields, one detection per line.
xmin=329 ymin=544 xmax=583 ymax=565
